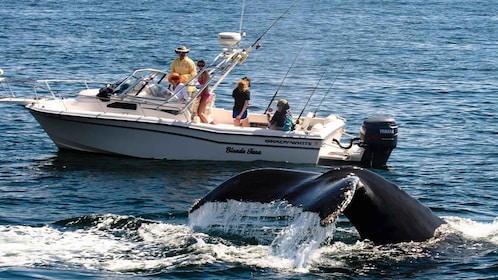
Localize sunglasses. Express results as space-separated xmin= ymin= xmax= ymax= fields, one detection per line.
xmin=197 ymin=64 xmax=205 ymax=67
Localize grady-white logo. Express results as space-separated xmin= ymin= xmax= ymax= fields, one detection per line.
xmin=264 ymin=139 xmax=313 ymax=146
xmin=226 ymin=147 xmax=262 ymax=155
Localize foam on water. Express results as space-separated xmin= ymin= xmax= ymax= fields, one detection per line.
xmin=0 ymin=212 xmax=326 ymax=274
xmin=0 ymin=215 xmax=211 ymax=273
xmin=1 ymin=213 xmax=498 ymax=275
xmin=189 ymin=200 xmax=335 ymax=270
xmin=443 ymin=216 xmax=498 ymax=245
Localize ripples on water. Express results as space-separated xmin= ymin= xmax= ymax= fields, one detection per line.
xmin=1 ymin=0 xmax=497 ymax=279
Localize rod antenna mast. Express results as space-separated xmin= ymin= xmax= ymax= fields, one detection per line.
xmin=239 ymin=0 xmax=245 ymax=35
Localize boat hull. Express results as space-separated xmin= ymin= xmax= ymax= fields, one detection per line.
xmin=28 ymin=108 xmax=324 ymax=164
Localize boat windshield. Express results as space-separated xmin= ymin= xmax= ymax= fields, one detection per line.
xmin=116 ymin=69 xmax=171 ymax=98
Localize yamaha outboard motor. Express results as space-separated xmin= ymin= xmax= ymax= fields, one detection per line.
xmin=360 ymin=116 xmax=398 ymax=168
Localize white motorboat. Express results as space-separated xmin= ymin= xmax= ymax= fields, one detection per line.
xmin=0 ymin=32 xmax=397 ymax=168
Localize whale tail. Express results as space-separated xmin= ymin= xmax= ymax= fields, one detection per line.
xmin=189 ymin=166 xmax=445 ymax=244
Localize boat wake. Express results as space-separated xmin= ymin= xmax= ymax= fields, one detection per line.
xmin=1 ymin=212 xmax=497 ymax=276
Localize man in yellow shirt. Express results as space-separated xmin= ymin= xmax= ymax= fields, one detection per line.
xmin=170 ymin=45 xmax=197 ymax=95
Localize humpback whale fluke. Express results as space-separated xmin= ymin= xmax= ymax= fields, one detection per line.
xmin=190 ymin=166 xmax=445 ymax=244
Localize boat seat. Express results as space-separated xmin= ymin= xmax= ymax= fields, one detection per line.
xmin=144 ymin=84 xmax=160 ymax=97
xmin=311 ymin=122 xmax=324 ymax=133
xmin=299 ymin=112 xmax=314 ymax=131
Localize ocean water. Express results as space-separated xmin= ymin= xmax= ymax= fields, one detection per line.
xmin=1 ymin=0 xmax=497 ymax=279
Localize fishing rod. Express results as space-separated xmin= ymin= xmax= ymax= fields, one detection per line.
xmin=313 ymin=60 xmax=348 ymax=115
xmin=264 ymin=44 xmax=304 ymax=114
xmin=225 ymin=0 xmax=300 ymax=68
xmin=247 ymin=0 xmax=300 ymax=51
xmin=295 ymin=60 xmax=334 ymax=124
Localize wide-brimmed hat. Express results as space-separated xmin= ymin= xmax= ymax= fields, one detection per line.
xmin=175 ymin=45 xmax=190 ymax=54
xmin=277 ymin=99 xmax=288 ymax=106
xmin=168 ymin=73 xmax=182 ymax=83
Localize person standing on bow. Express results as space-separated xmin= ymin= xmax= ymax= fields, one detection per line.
xmin=196 ymin=59 xmax=211 ymax=124
xmin=267 ymin=99 xmax=293 ymax=131
xmin=168 ymin=73 xmax=188 ymax=103
xmin=232 ymin=79 xmax=250 ymax=127
xmin=170 ymin=45 xmax=197 ymax=96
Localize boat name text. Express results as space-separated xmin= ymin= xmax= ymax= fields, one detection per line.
xmin=226 ymin=147 xmax=262 ymax=155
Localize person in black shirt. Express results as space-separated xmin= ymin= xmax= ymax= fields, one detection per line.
xmin=232 ymin=79 xmax=250 ymax=127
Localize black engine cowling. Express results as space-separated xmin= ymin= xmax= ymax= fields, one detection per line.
xmin=360 ymin=116 xmax=398 ymax=168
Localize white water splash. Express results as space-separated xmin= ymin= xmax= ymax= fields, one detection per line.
xmin=443 ymin=216 xmax=498 ymax=245
xmin=189 ymin=200 xmax=336 ymax=270
xmin=270 ymin=212 xmax=335 ymax=269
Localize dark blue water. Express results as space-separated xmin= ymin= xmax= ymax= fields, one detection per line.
xmin=1 ymin=0 xmax=497 ymax=278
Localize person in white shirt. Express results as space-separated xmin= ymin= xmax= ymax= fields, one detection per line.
xmin=168 ymin=72 xmax=188 ymax=103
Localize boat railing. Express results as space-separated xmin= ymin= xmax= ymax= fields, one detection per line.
xmin=178 ymin=47 xmax=250 ymax=114
xmin=0 ymin=77 xmax=16 ymax=98
xmin=33 ymin=79 xmax=110 ymax=100
xmin=1 ymin=76 xmax=110 ymax=106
